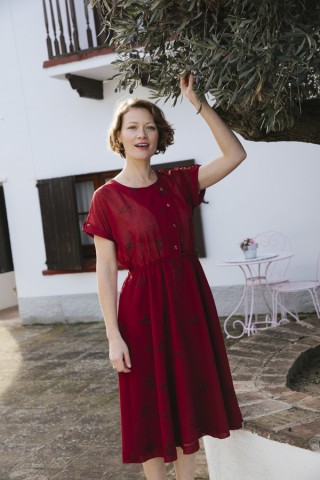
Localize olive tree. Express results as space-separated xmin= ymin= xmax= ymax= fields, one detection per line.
xmin=93 ymin=0 xmax=320 ymax=144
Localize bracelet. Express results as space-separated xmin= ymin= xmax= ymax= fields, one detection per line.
xmin=196 ymin=102 xmax=202 ymax=115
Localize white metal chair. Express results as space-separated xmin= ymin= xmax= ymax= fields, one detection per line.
xmin=245 ymin=231 xmax=293 ymax=326
xmin=252 ymin=231 xmax=293 ymax=285
xmin=271 ymin=248 xmax=320 ymax=323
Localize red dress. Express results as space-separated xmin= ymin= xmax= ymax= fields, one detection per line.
xmin=83 ymin=164 xmax=242 ymax=464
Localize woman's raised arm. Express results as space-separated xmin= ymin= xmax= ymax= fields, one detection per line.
xmin=180 ymin=74 xmax=247 ymax=190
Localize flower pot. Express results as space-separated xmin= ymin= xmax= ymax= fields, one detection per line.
xmin=243 ymin=245 xmax=258 ymax=259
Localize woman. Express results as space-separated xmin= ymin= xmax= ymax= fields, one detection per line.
xmin=83 ymin=74 xmax=246 ymax=480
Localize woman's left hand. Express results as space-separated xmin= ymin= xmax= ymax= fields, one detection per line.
xmin=180 ymin=73 xmax=202 ymax=110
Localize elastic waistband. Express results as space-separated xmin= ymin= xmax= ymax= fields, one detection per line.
xmin=128 ymin=252 xmax=198 ymax=273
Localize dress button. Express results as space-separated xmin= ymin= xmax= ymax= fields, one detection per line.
xmin=166 ymin=203 xmax=170 ymax=207
xmin=173 ymin=245 xmax=178 ymax=250
xmin=172 ymin=223 xmax=177 ymax=228
xmin=160 ymin=187 xmax=164 ymax=192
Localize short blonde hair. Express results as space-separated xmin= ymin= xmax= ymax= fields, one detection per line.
xmin=108 ymin=98 xmax=175 ymax=158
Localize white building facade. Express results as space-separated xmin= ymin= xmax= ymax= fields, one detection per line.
xmin=0 ymin=0 xmax=319 ymax=324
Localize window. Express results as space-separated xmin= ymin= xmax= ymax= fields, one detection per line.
xmin=74 ymin=170 xmax=119 ymax=261
xmin=0 ymin=186 xmax=14 ymax=273
xmin=37 ymin=161 xmax=206 ymax=274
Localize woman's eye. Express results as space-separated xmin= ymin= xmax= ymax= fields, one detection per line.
xmin=147 ymin=126 xmax=156 ymax=130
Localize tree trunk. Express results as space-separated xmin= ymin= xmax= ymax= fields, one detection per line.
xmin=216 ymin=99 xmax=320 ymax=145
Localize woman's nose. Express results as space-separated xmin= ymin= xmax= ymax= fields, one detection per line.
xmin=137 ymin=128 xmax=147 ymax=137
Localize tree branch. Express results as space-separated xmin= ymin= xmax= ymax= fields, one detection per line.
xmin=216 ymin=99 xmax=320 ymax=145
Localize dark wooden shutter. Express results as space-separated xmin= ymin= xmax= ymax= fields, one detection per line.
xmin=37 ymin=176 xmax=83 ymax=270
xmin=0 ymin=186 xmax=14 ymax=273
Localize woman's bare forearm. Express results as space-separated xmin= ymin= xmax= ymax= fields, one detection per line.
xmin=94 ymin=236 xmax=131 ymax=372
xmin=96 ymin=261 xmax=119 ymax=341
xmin=180 ymin=73 xmax=246 ymax=188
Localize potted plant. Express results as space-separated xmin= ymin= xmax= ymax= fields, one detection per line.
xmin=240 ymin=237 xmax=258 ymax=259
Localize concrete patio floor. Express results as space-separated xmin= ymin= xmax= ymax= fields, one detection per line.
xmin=0 ymin=307 xmax=209 ymax=480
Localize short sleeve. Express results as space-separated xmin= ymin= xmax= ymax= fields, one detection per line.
xmin=163 ymin=164 xmax=205 ymax=209
xmin=82 ymin=187 xmax=114 ymax=241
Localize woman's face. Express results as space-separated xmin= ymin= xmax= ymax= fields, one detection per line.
xmin=118 ymin=107 xmax=159 ymax=162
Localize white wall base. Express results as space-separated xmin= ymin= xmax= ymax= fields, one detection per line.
xmin=18 ymin=285 xmax=319 ymax=325
xmin=212 ymin=285 xmax=317 ymax=317
xmin=204 ymin=431 xmax=320 ymax=480
xmin=19 ymin=293 xmax=102 ymax=325
xmin=0 ymin=272 xmax=17 ymax=310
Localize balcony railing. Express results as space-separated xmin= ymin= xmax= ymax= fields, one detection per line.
xmin=42 ymin=0 xmax=112 ymax=61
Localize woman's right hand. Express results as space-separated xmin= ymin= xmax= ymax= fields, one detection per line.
xmin=109 ymin=333 xmax=132 ymax=373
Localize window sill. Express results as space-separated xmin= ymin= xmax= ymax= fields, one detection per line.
xmin=42 ymin=258 xmax=96 ymax=275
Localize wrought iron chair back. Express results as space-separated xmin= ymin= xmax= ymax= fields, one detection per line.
xmin=253 ymin=231 xmax=292 ymax=285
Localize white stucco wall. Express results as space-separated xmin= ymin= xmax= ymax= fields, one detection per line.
xmin=0 ymin=0 xmax=319 ymax=318
xmin=0 ymin=272 xmax=17 ymax=309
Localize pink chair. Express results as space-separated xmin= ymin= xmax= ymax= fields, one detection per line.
xmin=271 ymin=248 xmax=320 ymax=322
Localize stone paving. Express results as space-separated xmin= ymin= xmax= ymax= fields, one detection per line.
xmin=1 ymin=307 xmax=320 ymax=480
xmin=228 ymin=313 xmax=320 ymax=452
xmin=0 ymin=308 xmax=208 ymax=480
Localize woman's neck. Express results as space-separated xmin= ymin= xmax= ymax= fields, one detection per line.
xmin=114 ymin=161 xmax=157 ymax=188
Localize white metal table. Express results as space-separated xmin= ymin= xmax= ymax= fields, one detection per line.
xmin=217 ymin=252 xmax=294 ymax=339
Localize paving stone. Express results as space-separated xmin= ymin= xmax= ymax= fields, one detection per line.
xmin=296 ymin=337 xmax=320 ymax=347
xmin=285 ymin=343 xmax=316 ymax=355
xmin=226 ymin=353 xmax=241 ymax=365
xmin=280 ymin=417 xmax=320 ymax=450
xmin=267 ymin=357 xmax=295 ymax=367
xmin=232 ymin=372 xmax=256 ymax=381
xmin=241 ymin=399 xmax=291 ymax=420
xmin=248 ymin=342 xmax=288 ymax=354
xmin=259 ymin=368 xmax=290 ymax=379
xmin=227 ymin=347 xmax=266 ymax=360
xmin=279 ymin=323 xmax=317 ymax=335
xmin=257 ymin=329 xmax=304 ymax=343
xmin=228 ymin=355 xmax=262 ymax=368
xmin=299 ymin=317 xmax=320 ymax=328
xmin=236 ymin=390 xmax=266 ymax=406
xmin=232 ymin=381 xmax=257 ymax=393
xmin=272 ymin=391 xmax=311 ymax=404
xmin=309 ymin=434 xmax=320 ymax=452
xmin=256 ymin=373 xmax=287 ymax=383
xmin=297 ymin=396 xmax=320 ymax=411
xmin=244 ymin=335 xmax=290 ymax=347
xmin=232 ymin=365 xmax=261 ymax=376
xmin=260 ymin=385 xmax=290 ymax=397
xmin=246 ymin=407 xmax=319 ymax=432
